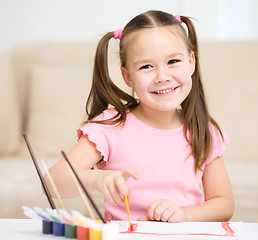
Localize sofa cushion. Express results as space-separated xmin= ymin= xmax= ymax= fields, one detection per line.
xmin=199 ymin=41 xmax=258 ymax=161
xmin=0 ymin=53 xmax=21 ymax=154
xmin=12 ymin=41 xmax=127 ymax=135
xmin=26 ymin=65 xmax=92 ymax=156
xmin=12 ymin=42 xmax=98 ymax=135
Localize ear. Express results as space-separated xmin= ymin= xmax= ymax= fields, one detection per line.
xmin=121 ymin=66 xmax=134 ymax=87
xmin=189 ymin=51 xmax=196 ymax=76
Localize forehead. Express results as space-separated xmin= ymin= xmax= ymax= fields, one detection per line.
xmin=125 ymin=26 xmax=188 ymax=59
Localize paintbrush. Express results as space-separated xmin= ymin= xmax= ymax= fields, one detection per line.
xmin=40 ymin=158 xmax=66 ymax=211
xmin=64 ymin=161 xmax=95 ymax=219
xmin=23 ymin=134 xmax=56 ymax=209
xmin=61 ymin=150 xmax=105 ymax=223
xmin=124 ymin=196 xmax=133 ymax=231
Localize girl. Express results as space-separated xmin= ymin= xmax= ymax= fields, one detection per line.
xmin=46 ymin=10 xmax=234 ymax=223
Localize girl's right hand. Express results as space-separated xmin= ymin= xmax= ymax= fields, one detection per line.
xmin=95 ymin=168 xmax=139 ymax=206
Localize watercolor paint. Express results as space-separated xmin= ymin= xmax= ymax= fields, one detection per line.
xmin=65 ymin=224 xmax=77 ymax=238
xmin=89 ymin=220 xmax=103 ymax=240
xmin=42 ymin=220 xmax=53 ymax=234
xmin=89 ymin=227 xmax=101 ymax=240
xmin=53 ymin=221 xmax=65 ymax=236
xmin=102 ymin=222 xmax=119 ymax=240
xmin=76 ymin=226 xmax=89 ymax=240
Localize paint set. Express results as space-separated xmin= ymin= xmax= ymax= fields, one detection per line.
xmin=22 ymin=134 xmax=124 ymax=240
xmin=22 ymin=206 xmax=119 ymax=239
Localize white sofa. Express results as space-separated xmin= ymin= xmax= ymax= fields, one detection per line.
xmin=0 ymin=40 xmax=258 ymax=222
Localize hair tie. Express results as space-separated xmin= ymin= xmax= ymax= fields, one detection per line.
xmin=174 ymin=15 xmax=182 ymax=24
xmin=114 ymin=29 xmax=123 ymax=39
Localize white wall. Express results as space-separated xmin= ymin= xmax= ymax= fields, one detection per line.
xmin=0 ymin=0 xmax=257 ymax=54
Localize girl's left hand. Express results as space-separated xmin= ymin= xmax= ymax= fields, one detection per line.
xmin=137 ymin=199 xmax=186 ymax=223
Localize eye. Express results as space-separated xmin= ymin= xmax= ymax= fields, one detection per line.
xmin=168 ymin=59 xmax=180 ymax=65
xmin=139 ymin=64 xmax=152 ymax=70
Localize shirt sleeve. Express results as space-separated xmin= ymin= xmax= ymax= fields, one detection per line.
xmin=77 ymin=123 xmax=109 ymax=163
xmin=205 ymin=125 xmax=231 ymax=165
xmin=76 ymin=109 xmax=119 ymax=163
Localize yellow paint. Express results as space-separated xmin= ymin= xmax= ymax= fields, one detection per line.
xmin=89 ymin=220 xmax=103 ymax=240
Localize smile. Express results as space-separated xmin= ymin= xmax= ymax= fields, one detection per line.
xmin=153 ymin=87 xmax=178 ymax=94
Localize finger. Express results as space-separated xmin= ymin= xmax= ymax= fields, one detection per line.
xmin=147 ymin=199 xmax=164 ymax=220
xmin=121 ymin=168 xmax=140 ymax=201
xmin=102 ymin=185 xmax=117 ymax=206
xmin=122 ymin=168 xmax=140 ymax=181
xmin=137 ymin=216 xmax=152 ymax=221
xmin=154 ymin=206 xmax=168 ymax=221
xmin=168 ymin=211 xmax=185 ymax=223
xmin=115 ymin=175 xmax=129 ymax=197
xmin=107 ymin=181 xmax=124 ymax=205
xmin=160 ymin=207 xmax=175 ymax=222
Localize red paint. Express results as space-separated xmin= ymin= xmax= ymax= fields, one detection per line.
xmin=76 ymin=226 xmax=89 ymax=240
xmin=130 ymin=224 xmax=133 ymax=231
xmin=127 ymin=223 xmax=138 ymax=232
xmin=121 ymin=222 xmax=235 ymax=237
xmin=222 ymin=222 xmax=235 ymax=236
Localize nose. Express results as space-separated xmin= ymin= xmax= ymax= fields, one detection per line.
xmin=154 ymin=67 xmax=171 ymax=84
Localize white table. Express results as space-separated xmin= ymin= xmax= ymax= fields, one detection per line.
xmin=0 ymin=219 xmax=257 ymax=239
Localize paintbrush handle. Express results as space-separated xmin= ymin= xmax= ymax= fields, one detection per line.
xmin=124 ymin=196 xmax=133 ymax=227
xmin=23 ymin=134 xmax=56 ymax=210
xmin=61 ymin=151 xmax=105 ymax=223
xmin=124 ymin=196 xmax=131 ymax=217
xmin=41 ymin=158 xmax=66 ymax=211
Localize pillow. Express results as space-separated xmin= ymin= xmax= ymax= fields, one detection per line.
xmin=0 ymin=53 xmax=21 ymax=154
xmin=26 ymin=65 xmax=92 ymax=156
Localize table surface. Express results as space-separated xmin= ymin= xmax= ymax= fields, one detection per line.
xmin=0 ymin=219 xmax=257 ymax=240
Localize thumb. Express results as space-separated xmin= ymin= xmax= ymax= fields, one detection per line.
xmin=137 ymin=216 xmax=152 ymax=221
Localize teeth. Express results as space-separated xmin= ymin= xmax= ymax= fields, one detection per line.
xmin=154 ymin=88 xmax=175 ymax=94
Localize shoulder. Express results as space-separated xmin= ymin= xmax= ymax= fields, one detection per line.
xmin=91 ymin=108 xmax=120 ymax=121
xmin=205 ymin=122 xmax=231 ymax=165
xmin=78 ymin=108 xmax=130 ymax=137
xmin=209 ymin=123 xmax=230 ymax=145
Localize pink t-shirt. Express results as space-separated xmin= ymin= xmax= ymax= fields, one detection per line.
xmin=77 ymin=109 xmax=230 ymax=221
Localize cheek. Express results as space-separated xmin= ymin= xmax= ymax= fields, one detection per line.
xmin=183 ymin=74 xmax=192 ymax=92
xmin=132 ymin=74 xmax=151 ymax=92
xmin=134 ymin=82 xmax=148 ymax=97
xmin=177 ymin=66 xmax=193 ymax=84
xmin=176 ymin=68 xmax=193 ymax=95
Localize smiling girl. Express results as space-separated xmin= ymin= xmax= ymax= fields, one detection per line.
xmin=45 ymin=10 xmax=234 ymax=223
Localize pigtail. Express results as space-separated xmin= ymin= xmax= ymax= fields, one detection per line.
xmin=86 ymin=32 xmax=137 ymax=125
xmin=180 ymin=16 xmax=223 ymax=171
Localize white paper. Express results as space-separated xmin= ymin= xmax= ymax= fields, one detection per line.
xmin=115 ymin=221 xmax=243 ymax=240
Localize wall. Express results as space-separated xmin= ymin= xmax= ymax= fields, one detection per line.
xmin=1 ymin=0 xmax=258 ymax=54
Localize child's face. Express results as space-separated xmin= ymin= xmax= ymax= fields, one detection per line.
xmin=121 ymin=26 xmax=195 ymax=113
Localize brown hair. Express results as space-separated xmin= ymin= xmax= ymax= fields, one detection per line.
xmin=86 ymin=10 xmax=223 ymax=171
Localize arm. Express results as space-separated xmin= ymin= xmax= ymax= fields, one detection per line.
xmin=183 ymin=156 xmax=234 ymax=221
xmin=138 ymin=156 xmax=234 ymax=222
xmin=44 ymin=135 xmax=139 ymax=205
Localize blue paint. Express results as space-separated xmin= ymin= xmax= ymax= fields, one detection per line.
xmin=53 ymin=221 xmax=65 ymax=236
